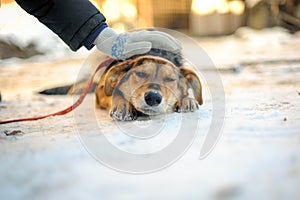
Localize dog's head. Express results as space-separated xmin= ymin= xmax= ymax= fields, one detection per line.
xmin=100 ymin=55 xmax=203 ymax=116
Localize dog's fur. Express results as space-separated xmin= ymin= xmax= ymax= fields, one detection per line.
xmin=40 ymin=49 xmax=203 ymax=121
xmin=94 ymin=49 xmax=203 ymax=121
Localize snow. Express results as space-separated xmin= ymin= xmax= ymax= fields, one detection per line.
xmin=1 ymin=3 xmax=300 ymax=200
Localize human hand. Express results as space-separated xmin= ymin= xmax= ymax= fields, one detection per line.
xmin=95 ymin=28 xmax=182 ymax=60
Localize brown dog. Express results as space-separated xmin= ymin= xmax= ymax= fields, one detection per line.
xmin=95 ymin=53 xmax=203 ymax=121
xmin=40 ymin=49 xmax=203 ymax=121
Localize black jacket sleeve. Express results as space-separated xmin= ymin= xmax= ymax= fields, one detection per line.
xmin=15 ymin=0 xmax=106 ymax=51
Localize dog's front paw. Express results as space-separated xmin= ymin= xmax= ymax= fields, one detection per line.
xmin=110 ymin=102 xmax=138 ymax=121
xmin=175 ymin=97 xmax=199 ymax=113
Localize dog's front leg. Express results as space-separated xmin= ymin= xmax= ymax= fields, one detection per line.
xmin=110 ymin=90 xmax=137 ymax=121
xmin=175 ymin=96 xmax=199 ymax=113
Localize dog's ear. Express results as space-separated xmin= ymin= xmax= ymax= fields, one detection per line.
xmin=180 ymin=68 xmax=203 ymax=105
xmin=104 ymin=61 xmax=132 ymax=96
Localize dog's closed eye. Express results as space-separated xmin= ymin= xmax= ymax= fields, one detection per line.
xmin=163 ymin=77 xmax=176 ymax=82
xmin=135 ymin=71 xmax=148 ymax=78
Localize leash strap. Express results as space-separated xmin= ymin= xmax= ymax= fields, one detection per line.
xmin=0 ymin=57 xmax=115 ymax=125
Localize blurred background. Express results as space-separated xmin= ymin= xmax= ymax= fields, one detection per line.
xmin=0 ymin=0 xmax=300 ymax=61
xmin=93 ymin=0 xmax=300 ymax=34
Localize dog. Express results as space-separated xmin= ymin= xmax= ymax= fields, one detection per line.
xmin=94 ymin=49 xmax=203 ymax=121
xmin=40 ymin=49 xmax=203 ymax=121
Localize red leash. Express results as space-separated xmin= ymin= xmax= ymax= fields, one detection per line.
xmin=0 ymin=57 xmax=115 ymax=125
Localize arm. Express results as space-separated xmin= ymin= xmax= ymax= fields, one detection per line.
xmin=15 ymin=0 xmax=106 ymax=51
xmin=15 ymin=0 xmax=182 ymax=58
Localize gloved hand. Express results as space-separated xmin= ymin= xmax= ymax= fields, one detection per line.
xmin=95 ymin=28 xmax=182 ymax=60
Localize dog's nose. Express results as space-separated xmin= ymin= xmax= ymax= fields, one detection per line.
xmin=144 ymin=91 xmax=162 ymax=106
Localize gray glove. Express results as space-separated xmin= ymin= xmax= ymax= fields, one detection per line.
xmin=95 ymin=28 xmax=182 ymax=60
